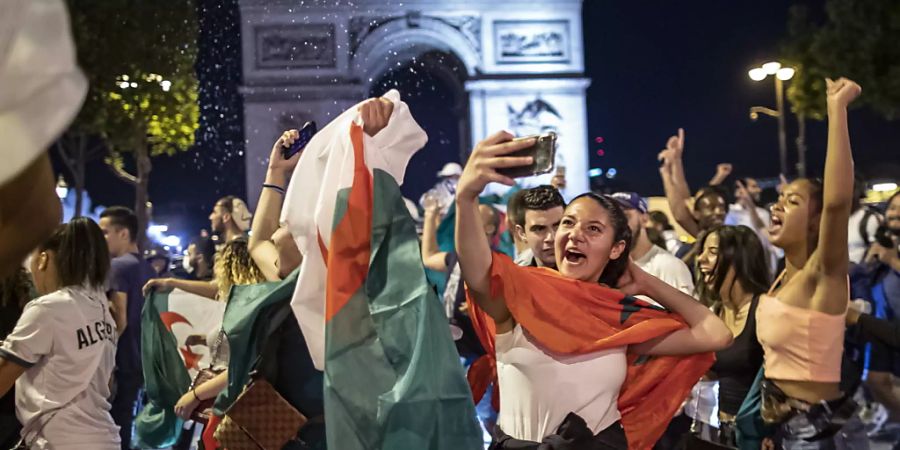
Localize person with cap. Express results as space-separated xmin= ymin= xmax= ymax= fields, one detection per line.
xmin=0 ymin=0 xmax=86 ymax=277
xmin=419 ymin=162 xmax=462 ymax=216
xmin=611 ymin=192 xmax=694 ymax=298
xmin=145 ymin=248 xmax=172 ymax=278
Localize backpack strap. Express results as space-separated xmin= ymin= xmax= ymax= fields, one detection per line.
xmin=858 ymin=206 xmax=883 ymax=247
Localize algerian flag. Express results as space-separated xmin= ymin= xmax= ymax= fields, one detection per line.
xmin=281 ymin=90 xmax=483 ymax=449
xmin=135 ymin=289 xmax=225 ymax=449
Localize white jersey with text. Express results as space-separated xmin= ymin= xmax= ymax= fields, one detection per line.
xmin=0 ymin=285 xmax=119 ymax=449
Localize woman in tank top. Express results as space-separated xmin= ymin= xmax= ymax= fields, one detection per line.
xmin=755 ymin=78 xmax=864 ymax=448
xmin=695 ymin=225 xmax=770 ymax=444
xmin=0 ymin=218 xmax=120 ymax=449
xmin=455 ymin=131 xmax=733 ymax=449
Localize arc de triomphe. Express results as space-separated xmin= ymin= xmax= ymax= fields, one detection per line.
xmin=239 ymin=0 xmax=590 ymax=205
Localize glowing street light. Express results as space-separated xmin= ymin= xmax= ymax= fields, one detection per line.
xmin=748 ymin=61 xmax=798 ymax=176
xmin=776 ymin=67 xmax=795 ymax=81
xmin=762 ymin=61 xmax=781 ymax=75
xmin=748 ymin=68 xmax=767 ymax=81
xmin=56 ymin=175 xmax=69 ymax=199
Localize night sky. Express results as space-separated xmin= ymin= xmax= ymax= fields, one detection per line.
xmin=65 ymin=0 xmax=899 ymax=240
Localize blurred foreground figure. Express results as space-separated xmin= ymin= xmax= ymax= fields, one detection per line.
xmin=0 ymin=0 xmax=87 ymax=276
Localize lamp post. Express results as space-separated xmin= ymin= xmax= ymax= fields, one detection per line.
xmin=748 ymin=62 xmax=795 ymax=177
xmin=55 ymin=175 xmax=69 ymax=200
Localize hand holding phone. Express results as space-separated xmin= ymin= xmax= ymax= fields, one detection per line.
xmin=282 ymin=121 xmax=317 ymax=160
xmin=495 ymin=132 xmax=557 ymax=179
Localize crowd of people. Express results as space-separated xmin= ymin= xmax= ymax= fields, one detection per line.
xmin=2 ymin=6 xmax=900 ymax=448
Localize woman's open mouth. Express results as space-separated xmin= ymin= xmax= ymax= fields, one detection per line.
xmin=769 ymin=214 xmax=783 ymax=235
xmin=564 ymin=248 xmax=587 ymax=266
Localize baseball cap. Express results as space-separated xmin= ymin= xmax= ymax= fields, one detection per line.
xmin=437 ymin=162 xmax=463 ymax=178
xmin=611 ymin=192 xmax=648 ymax=214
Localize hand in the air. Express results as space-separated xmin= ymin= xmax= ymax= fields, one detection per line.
xmin=359 ymin=97 xmax=394 ymax=137
xmin=826 ymin=77 xmax=861 ymax=109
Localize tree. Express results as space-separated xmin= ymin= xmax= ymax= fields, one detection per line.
xmin=67 ymin=0 xmax=199 ymax=246
xmin=782 ymin=0 xmax=900 ymax=121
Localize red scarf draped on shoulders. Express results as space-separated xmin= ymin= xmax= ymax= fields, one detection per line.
xmin=465 ymin=253 xmax=714 ymax=450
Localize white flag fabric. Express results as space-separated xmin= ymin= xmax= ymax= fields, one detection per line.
xmin=0 ymin=0 xmax=87 ymax=185
xmin=279 ymin=89 xmax=427 ymax=369
xmin=158 ymin=289 xmax=226 ymax=377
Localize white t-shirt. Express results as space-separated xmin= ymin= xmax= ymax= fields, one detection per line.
xmin=0 ymin=286 xmax=120 ymax=449
xmin=514 ymin=248 xmax=536 ymax=267
xmin=725 ymin=204 xmax=781 ymax=276
xmin=848 ymin=207 xmax=881 ymax=264
xmin=635 ymin=244 xmax=695 ymax=302
xmin=725 ymin=203 xmax=770 ymax=230
xmin=496 ymin=324 xmax=626 ymax=441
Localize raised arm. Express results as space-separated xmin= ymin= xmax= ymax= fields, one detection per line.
xmin=709 ymin=163 xmax=733 ymax=187
xmin=816 ymin=78 xmax=861 ymax=277
xmin=456 ymin=131 xmax=534 ymax=324
xmin=421 ymin=196 xmax=449 ymax=272
xmin=143 ymin=278 xmax=218 ymax=300
xmin=250 ymin=130 xmax=302 ymax=282
xmin=623 ymin=261 xmax=733 ymax=355
xmin=658 ymin=129 xmax=701 ymax=237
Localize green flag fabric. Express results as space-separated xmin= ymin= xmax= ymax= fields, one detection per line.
xmin=135 ymin=289 xmax=225 ymax=448
xmin=212 ymin=272 xmax=327 ymax=448
xmin=320 ymin=124 xmax=483 ymax=449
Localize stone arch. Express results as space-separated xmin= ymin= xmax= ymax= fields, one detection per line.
xmin=351 ymin=17 xmax=481 ymax=90
xmin=239 ymin=1 xmax=591 ymax=204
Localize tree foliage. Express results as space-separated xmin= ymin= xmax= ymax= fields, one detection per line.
xmin=68 ymin=0 xmax=199 ymax=158
xmin=65 ymin=0 xmax=199 ymax=243
xmin=782 ymin=0 xmax=900 ymax=120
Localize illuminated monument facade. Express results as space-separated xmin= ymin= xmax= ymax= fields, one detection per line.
xmin=239 ymin=0 xmax=590 ymax=203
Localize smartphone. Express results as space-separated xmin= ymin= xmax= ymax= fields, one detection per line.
xmin=496 ymin=132 xmax=557 ymax=179
xmin=282 ymin=121 xmax=317 ymax=160
xmin=874 ymin=225 xmax=896 ymax=249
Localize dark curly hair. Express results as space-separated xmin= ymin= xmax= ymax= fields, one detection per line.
xmin=519 ymin=185 xmax=565 ymax=224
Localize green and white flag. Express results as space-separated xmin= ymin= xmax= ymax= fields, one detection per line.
xmin=281 ymin=90 xmax=483 ymax=449
xmin=135 ymin=289 xmax=225 ymax=449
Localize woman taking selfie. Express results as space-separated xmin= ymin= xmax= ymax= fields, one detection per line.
xmin=0 ymin=218 xmax=120 ymax=449
xmin=456 ymin=131 xmax=733 ymax=449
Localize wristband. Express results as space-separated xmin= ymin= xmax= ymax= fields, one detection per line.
xmin=262 ymin=183 xmax=285 ymax=195
xmin=192 ymin=389 xmax=201 ymax=402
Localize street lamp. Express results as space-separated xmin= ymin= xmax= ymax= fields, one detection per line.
xmin=55 ymin=175 xmax=69 ymax=200
xmin=748 ymin=61 xmax=795 ymax=177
